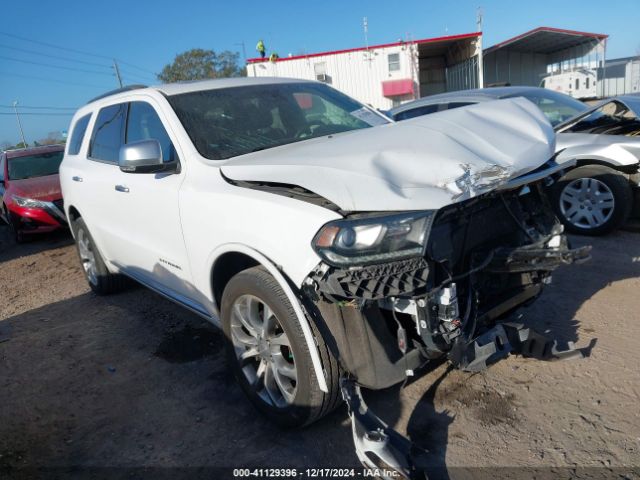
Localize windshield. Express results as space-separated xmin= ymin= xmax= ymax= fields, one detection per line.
xmin=167 ymin=83 xmax=389 ymax=160
xmin=504 ymin=90 xmax=588 ymax=126
xmin=8 ymin=151 xmax=64 ymax=180
xmin=565 ymin=100 xmax=640 ymax=135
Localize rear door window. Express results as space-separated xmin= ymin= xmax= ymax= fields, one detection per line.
xmin=125 ymin=102 xmax=176 ymax=163
xmin=89 ymin=104 xmax=127 ymax=163
xmin=67 ymin=114 xmax=92 ymax=155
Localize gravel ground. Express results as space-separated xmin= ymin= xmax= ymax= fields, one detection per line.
xmin=0 ymin=224 xmax=639 ymax=479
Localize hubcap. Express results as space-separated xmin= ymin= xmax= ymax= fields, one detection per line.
xmin=77 ymin=229 xmax=98 ymax=286
xmin=230 ymin=295 xmax=297 ymax=408
xmin=559 ymin=177 xmax=614 ymax=229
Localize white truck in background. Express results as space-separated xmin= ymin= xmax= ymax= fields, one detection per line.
xmin=541 ymin=69 xmax=598 ymax=99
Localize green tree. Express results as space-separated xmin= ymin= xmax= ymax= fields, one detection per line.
xmin=157 ymin=48 xmax=245 ymax=83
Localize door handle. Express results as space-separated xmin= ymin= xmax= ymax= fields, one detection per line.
xmin=114 ymin=185 xmax=130 ymax=193
xmin=72 ymin=176 xmax=83 ymax=182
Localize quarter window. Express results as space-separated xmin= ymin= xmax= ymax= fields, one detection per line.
xmin=68 ymin=114 xmax=91 ymax=155
xmin=89 ymin=104 xmax=127 ymax=163
xmin=126 ymin=102 xmax=176 ymax=163
xmin=388 ymin=53 xmax=400 ymax=72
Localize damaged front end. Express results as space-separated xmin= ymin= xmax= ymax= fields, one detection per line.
xmin=303 ymin=165 xmax=591 ymax=478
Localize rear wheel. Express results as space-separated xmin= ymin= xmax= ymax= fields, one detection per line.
xmin=72 ymin=218 xmax=128 ymax=294
xmin=221 ymin=266 xmax=341 ymax=428
xmin=552 ymin=165 xmax=633 ymax=236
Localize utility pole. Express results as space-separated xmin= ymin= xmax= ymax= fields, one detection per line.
xmin=363 ymin=17 xmax=372 ymax=63
xmin=476 ymin=7 xmax=485 ymax=88
xmin=112 ymin=59 xmax=123 ymax=88
xmin=12 ymin=101 xmax=27 ymax=148
xmin=235 ymin=42 xmax=247 ymax=63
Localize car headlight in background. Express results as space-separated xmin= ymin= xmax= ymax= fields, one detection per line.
xmin=312 ymin=211 xmax=435 ymax=266
xmin=11 ymin=195 xmax=49 ymax=209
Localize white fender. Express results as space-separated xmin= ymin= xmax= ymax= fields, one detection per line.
xmin=207 ymin=243 xmax=328 ymax=393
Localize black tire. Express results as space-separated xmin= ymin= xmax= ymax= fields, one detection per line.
xmin=3 ymin=205 xmax=24 ymax=244
xmin=221 ymin=266 xmax=341 ymax=428
xmin=72 ymin=217 xmax=128 ymax=294
xmin=551 ymin=165 xmax=633 ymax=236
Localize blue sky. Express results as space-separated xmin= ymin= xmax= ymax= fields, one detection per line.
xmin=1 ymin=0 xmax=638 ymax=145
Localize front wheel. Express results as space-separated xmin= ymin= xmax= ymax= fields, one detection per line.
xmin=221 ymin=266 xmax=341 ymax=428
xmin=551 ymin=165 xmax=633 ymax=236
xmin=3 ymin=205 xmax=24 ymax=243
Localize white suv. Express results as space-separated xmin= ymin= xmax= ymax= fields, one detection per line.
xmin=61 ymin=78 xmax=589 ymax=471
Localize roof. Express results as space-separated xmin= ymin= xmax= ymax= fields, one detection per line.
xmin=247 ymin=32 xmax=481 ymax=64
xmin=389 ymin=86 xmax=585 ymax=115
xmin=153 ymin=77 xmax=314 ymax=96
xmin=83 ymin=77 xmax=315 ymax=107
xmin=485 ymin=27 xmax=608 ymax=55
xmin=5 ymin=144 xmax=65 ymax=158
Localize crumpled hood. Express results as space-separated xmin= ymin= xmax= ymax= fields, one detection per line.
xmin=9 ymin=174 xmax=62 ymax=201
xmin=220 ymin=98 xmax=555 ymax=211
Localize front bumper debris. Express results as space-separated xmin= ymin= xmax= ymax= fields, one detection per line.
xmin=341 ymin=378 xmax=427 ymax=480
xmin=448 ymin=321 xmax=591 ymax=372
xmin=343 ymin=323 xmax=592 ymax=477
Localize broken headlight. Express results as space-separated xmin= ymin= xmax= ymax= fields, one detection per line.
xmin=312 ymin=211 xmax=434 ymax=266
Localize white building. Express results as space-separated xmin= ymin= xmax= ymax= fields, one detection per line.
xmin=247 ymin=32 xmax=483 ymax=110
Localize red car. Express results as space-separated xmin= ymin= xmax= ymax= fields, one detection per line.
xmin=0 ymin=145 xmax=67 ymax=242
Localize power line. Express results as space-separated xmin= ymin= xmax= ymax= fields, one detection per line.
xmin=119 ymin=69 xmax=156 ymax=83
xmin=117 ymin=60 xmax=157 ymax=76
xmin=0 ymin=43 xmax=112 ymax=69
xmin=0 ymin=54 xmax=115 ymax=76
xmin=0 ymin=112 xmax=74 ymax=116
xmin=0 ymin=71 xmax=112 ymax=89
xmin=0 ymin=104 xmax=77 ymax=110
xmin=0 ymin=30 xmax=156 ymax=76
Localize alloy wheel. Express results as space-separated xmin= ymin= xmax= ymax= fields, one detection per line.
xmin=77 ymin=229 xmax=98 ymax=286
xmin=559 ymin=177 xmax=615 ymax=230
xmin=229 ymin=294 xmax=297 ymax=408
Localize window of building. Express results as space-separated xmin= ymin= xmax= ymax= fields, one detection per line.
xmin=388 ymin=53 xmax=400 ymax=72
xmin=67 ymin=114 xmax=92 ymax=155
xmin=314 ymin=62 xmax=329 ymax=82
xmin=89 ymin=104 xmax=127 ymax=163
xmin=575 ymin=78 xmax=580 ymax=90
xmin=126 ymin=102 xmax=176 ymax=163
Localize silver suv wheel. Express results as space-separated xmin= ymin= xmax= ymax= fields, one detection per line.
xmin=229 ymin=294 xmax=297 ymax=408
xmin=77 ymin=228 xmax=98 ymax=286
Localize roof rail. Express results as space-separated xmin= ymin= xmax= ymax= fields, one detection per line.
xmin=87 ymin=84 xmax=148 ymax=104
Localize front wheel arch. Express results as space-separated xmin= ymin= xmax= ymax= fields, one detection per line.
xmin=208 ymin=244 xmax=329 ymax=393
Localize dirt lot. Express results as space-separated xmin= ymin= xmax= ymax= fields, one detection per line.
xmin=0 ymin=224 xmax=639 ymax=478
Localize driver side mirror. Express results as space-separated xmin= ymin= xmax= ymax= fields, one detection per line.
xmin=119 ymin=140 xmax=178 ymax=174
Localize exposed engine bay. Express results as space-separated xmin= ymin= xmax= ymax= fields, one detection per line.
xmin=305 ymin=179 xmax=591 ymax=389
xmin=302 ymin=178 xmax=591 ymax=478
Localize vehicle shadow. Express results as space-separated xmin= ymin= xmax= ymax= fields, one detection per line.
xmin=0 ymin=224 xmax=73 ymax=263
xmin=0 ymin=285 xmax=357 ymax=471
xmin=362 ymin=230 xmax=639 ymax=478
xmin=1 ymin=231 xmax=638 ymax=474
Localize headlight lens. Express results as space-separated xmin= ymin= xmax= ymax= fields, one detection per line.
xmin=11 ymin=195 xmax=48 ymax=209
xmin=312 ymin=211 xmax=435 ymax=266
